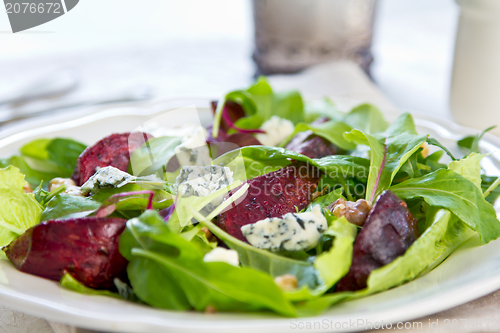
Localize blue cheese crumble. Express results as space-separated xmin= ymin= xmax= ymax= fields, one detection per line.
xmin=255 ymin=116 xmax=295 ymax=146
xmin=203 ymin=247 xmax=239 ymax=266
xmin=81 ymin=166 xmax=135 ymax=195
xmin=174 ymin=165 xmax=234 ymax=208
xmin=174 ymin=126 xmax=211 ymax=166
xmin=241 ymin=205 xmax=327 ymax=252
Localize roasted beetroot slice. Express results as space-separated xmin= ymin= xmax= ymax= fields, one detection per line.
xmin=285 ymin=117 xmax=339 ymax=159
xmin=4 ymin=217 xmax=128 ymax=290
xmin=211 ymin=100 xmax=246 ymax=133
xmin=217 ymin=163 xmax=322 ymax=241
xmin=71 ymin=132 xmax=150 ymax=186
xmin=286 ymin=134 xmax=339 ymax=159
xmin=336 ymin=190 xmax=419 ymax=292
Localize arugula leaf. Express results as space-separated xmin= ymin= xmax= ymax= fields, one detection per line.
xmin=41 ymin=184 xmax=173 ymax=222
xmin=482 ymin=175 xmax=500 ymax=203
xmin=20 ymin=138 xmax=86 ymax=177
xmin=283 ymin=121 xmax=355 ymax=151
xmin=345 ymin=113 xmax=427 ymax=201
xmin=391 ymin=168 xmax=500 ymax=244
xmin=303 ymin=98 xmax=344 ymax=123
xmin=308 ymin=188 xmax=344 ymax=210
xmin=215 ymin=146 xmax=369 ymax=181
xmin=173 ymin=180 xmax=243 ymax=228
xmin=46 ymin=138 xmax=87 ymax=175
xmin=342 ymin=104 xmax=388 ymax=134
xmin=426 ymin=138 xmax=456 ymax=161
xmin=33 ymin=182 xmax=66 ymax=207
xmin=282 ymin=103 xmax=388 ymax=152
xmin=41 ymin=194 xmax=101 ymax=221
xmin=119 ymin=210 xmax=296 ymax=316
xmin=91 ymin=184 xmax=173 ymax=211
xmin=212 ymin=77 xmax=304 ymax=137
xmin=190 ymin=208 xmax=320 ymax=293
xmin=457 ymin=125 xmax=496 ymax=154
xmin=129 ymin=136 xmax=183 ymax=177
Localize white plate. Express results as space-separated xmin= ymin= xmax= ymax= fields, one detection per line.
xmin=1 ymin=100 xmax=500 ymax=333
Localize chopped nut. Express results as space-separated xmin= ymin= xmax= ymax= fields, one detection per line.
xmin=49 ymin=178 xmax=76 ymax=192
xmin=274 ymin=274 xmax=298 ymax=291
xmin=23 ymin=183 xmax=33 ymax=193
xmin=48 ymin=178 xmax=83 ymax=196
xmin=421 ymin=142 xmax=429 ymax=158
xmin=329 ymin=198 xmax=373 ymax=226
xmin=66 ymin=186 xmax=84 ymax=197
xmin=201 ymin=227 xmax=216 ymax=243
xmin=205 ymin=305 xmax=217 ymax=314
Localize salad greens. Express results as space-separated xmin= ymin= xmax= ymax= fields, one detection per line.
xmin=0 ymin=166 xmax=43 ymax=257
xmin=0 ymin=138 xmax=86 ymax=187
xmin=1 ymin=77 xmax=500 ymax=317
xmin=119 ymin=210 xmax=296 ymax=316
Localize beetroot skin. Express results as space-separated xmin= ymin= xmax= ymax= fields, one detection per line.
xmin=4 ymin=217 xmax=128 ymax=290
xmin=71 ymin=132 xmax=150 ymax=186
xmin=285 ymin=117 xmax=339 ymax=159
xmin=336 ymin=190 xmax=419 ymax=292
xmin=217 ymin=163 xmax=321 ymax=242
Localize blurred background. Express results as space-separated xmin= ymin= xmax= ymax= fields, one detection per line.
xmin=0 ymin=0 xmax=462 ymax=124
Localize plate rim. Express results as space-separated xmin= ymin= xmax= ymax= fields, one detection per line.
xmin=0 ymin=99 xmax=499 ymax=333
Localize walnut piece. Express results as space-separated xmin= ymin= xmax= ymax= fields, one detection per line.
xmin=48 ymin=178 xmax=83 ymax=196
xmin=23 ymin=183 xmax=33 ymax=193
xmin=329 ymin=198 xmax=373 ymax=226
xmin=274 ymin=274 xmax=298 ymax=291
xmin=201 ymin=226 xmax=217 ymax=243
xmin=421 ymin=142 xmax=430 ymax=158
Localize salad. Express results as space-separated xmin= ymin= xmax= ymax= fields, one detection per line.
xmin=1 ymin=77 xmax=500 ymax=317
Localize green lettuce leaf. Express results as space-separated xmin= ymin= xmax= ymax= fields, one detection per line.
xmin=0 ymin=166 xmax=42 ymax=235
xmin=295 ymin=209 xmax=473 ymax=316
xmin=0 ymin=156 xmax=59 ymax=188
xmin=0 ymin=166 xmax=43 ymax=257
xmin=344 ymin=113 xmax=427 ymax=201
xmin=296 ymin=151 xmax=493 ymax=315
xmin=448 ymin=152 xmax=483 ymax=189
xmin=119 ymin=210 xmax=296 ymax=316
